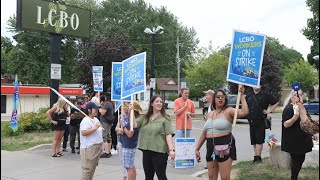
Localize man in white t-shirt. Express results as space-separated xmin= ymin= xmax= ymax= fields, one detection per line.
xmin=80 ymin=102 xmax=103 ymax=180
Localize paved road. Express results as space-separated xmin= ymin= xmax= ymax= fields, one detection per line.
xmin=2 ymin=112 xmax=318 ymax=180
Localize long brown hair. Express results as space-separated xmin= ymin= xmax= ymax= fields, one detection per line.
xmin=143 ymin=95 xmax=169 ymax=126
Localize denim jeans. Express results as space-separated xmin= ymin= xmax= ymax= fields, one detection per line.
xmin=175 ymin=129 xmax=191 ymax=138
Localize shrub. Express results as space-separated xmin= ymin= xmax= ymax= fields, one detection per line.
xmin=2 ymin=107 xmax=51 ymax=136
xmin=1 ymin=121 xmax=23 ymax=136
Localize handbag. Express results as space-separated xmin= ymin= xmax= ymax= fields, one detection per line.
xmin=264 ymin=116 xmax=272 ymax=130
xmin=300 ymin=117 xmax=319 ymax=135
xmin=213 ymin=136 xmax=232 ymax=158
xmin=253 ymin=95 xmax=272 ymax=130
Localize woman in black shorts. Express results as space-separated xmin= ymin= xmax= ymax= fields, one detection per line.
xmin=46 ymin=98 xmax=69 ymax=157
xmin=195 ymin=86 xmax=248 ymax=180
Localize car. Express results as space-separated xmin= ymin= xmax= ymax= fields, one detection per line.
xmin=304 ymin=98 xmax=319 ymax=115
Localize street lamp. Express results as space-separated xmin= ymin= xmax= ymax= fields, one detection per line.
xmin=144 ymin=26 xmax=164 ymax=99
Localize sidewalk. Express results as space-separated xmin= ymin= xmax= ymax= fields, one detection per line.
xmin=1 ymin=150 xmax=205 ymax=180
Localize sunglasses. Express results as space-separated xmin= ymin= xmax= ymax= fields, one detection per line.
xmin=215 ymin=95 xmax=225 ymax=99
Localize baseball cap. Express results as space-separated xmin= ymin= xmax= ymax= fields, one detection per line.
xmin=85 ymin=102 xmax=99 ymax=112
xmin=204 ymin=89 xmax=215 ymax=95
xmin=133 ymin=101 xmax=142 ymax=114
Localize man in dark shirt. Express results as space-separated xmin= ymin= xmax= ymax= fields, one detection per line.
xmin=99 ymin=95 xmax=114 ymax=158
xmin=246 ymin=85 xmax=279 ymax=164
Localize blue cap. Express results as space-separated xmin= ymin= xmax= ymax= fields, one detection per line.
xmin=291 ymin=82 xmax=300 ymax=91
xmin=85 ymin=102 xmax=99 ymax=112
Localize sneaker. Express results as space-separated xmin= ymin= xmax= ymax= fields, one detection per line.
xmin=111 ymin=149 xmax=118 ymax=155
xmin=76 ymin=147 xmax=80 ymax=150
xmin=62 ymin=149 xmax=68 ymax=152
xmin=71 ymin=149 xmax=75 ymax=154
xmin=105 ymin=153 xmax=112 ymax=158
xmin=100 ymin=153 xmax=112 ymax=158
xmin=77 ymin=151 xmax=80 ymax=154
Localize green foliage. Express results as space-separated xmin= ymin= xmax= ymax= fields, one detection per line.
xmin=95 ymin=0 xmax=198 ymax=78
xmin=1 ymin=121 xmax=23 ymax=137
xmin=18 ymin=107 xmax=51 ymax=133
xmin=284 ymin=60 xmax=318 ymax=91
xmin=184 ymin=52 xmax=228 ymax=98
xmin=302 ymin=0 xmax=319 ymax=56
xmin=266 ymin=37 xmax=303 ymax=74
xmin=78 ymin=33 xmax=136 ymax=92
xmin=166 ymin=94 xmax=179 ymax=101
xmin=233 ymin=158 xmax=319 ymax=180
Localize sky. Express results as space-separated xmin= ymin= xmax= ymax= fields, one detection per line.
xmin=1 ymin=0 xmax=313 ymax=59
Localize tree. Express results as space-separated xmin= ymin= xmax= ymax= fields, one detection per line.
xmin=184 ymin=52 xmax=228 ymax=98
xmin=94 ymin=0 xmax=198 ymax=78
xmin=78 ymin=33 xmax=136 ymax=92
xmin=228 ymin=44 xmax=283 ymax=101
xmin=4 ymin=0 xmax=95 ymax=85
xmin=218 ymin=37 xmax=303 ymax=75
xmin=1 ymin=36 xmax=14 ymax=74
xmin=283 ymin=60 xmax=318 ymax=91
xmin=302 ymin=0 xmax=319 ymax=65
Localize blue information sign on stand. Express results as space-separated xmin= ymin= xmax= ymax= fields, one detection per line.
xmin=175 ymin=138 xmax=196 ymax=168
xmin=227 ymin=30 xmax=266 ymax=88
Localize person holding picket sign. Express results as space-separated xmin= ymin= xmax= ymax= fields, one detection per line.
xmin=118 ymin=101 xmax=142 ymax=180
xmin=195 ymin=85 xmax=248 ymax=180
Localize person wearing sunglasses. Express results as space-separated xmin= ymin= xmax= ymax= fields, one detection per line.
xmin=195 ymin=85 xmax=248 ymax=180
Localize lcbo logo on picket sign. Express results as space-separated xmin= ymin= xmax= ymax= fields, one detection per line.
xmin=36 ymin=3 xmax=79 ymax=33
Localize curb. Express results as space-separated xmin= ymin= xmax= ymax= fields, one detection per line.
xmin=191 ymin=169 xmax=207 ymax=177
xmin=23 ymin=144 xmax=52 ymax=152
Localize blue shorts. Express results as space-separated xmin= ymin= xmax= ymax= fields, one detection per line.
xmin=122 ymin=148 xmax=137 ymax=168
xmin=175 ymin=130 xmax=191 ymax=138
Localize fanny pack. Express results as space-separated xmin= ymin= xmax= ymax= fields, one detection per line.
xmin=213 ymin=135 xmax=232 ymax=158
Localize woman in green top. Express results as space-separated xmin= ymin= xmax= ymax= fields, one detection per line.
xmin=134 ymin=95 xmax=175 ymax=180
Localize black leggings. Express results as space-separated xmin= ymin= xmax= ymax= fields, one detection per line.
xmin=290 ymin=153 xmax=306 ymax=180
xmin=142 ymin=150 xmax=168 ymax=180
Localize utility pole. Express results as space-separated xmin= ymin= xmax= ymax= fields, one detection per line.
xmin=176 ymin=37 xmax=180 ymax=94
xmin=150 ymin=34 xmax=156 ymax=99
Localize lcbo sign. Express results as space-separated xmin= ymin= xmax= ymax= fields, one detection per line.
xmin=36 ymin=6 xmax=80 ymax=30
xmin=17 ymin=0 xmax=91 ymax=38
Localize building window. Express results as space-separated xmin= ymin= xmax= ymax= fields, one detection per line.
xmin=1 ymin=95 xmax=7 ymax=113
xmin=140 ymin=92 xmax=144 ymax=101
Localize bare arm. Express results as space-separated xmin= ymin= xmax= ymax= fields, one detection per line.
xmin=298 ymin=105 xmax=309 ymax=123
xmin=166 ymin=134 xmax=175 ymax=160
xmin=46 ymin=105 xmax=58 ymax=124
xmin=264 ymin=102 xmax=279 ymax=114
xmin=195 ymin=130 xmax=207 ymax=163
xmin=236 ymin=94 xmax=249 ymax=118
xmin=166 ymin=134 xmax=174 ymax=151
xmin=174 ymin=102 xmax=188 ymax=116
xmin=123 ymin=126 xmax=134 ymax=138
xmin=195 ymin=130 xmax=206 ymax=151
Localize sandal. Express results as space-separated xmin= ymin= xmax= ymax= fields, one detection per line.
xmin=52 ymin=153 xmax=61 ymax=157
xmin=57 ymin=152 xmax=64 ymax=156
